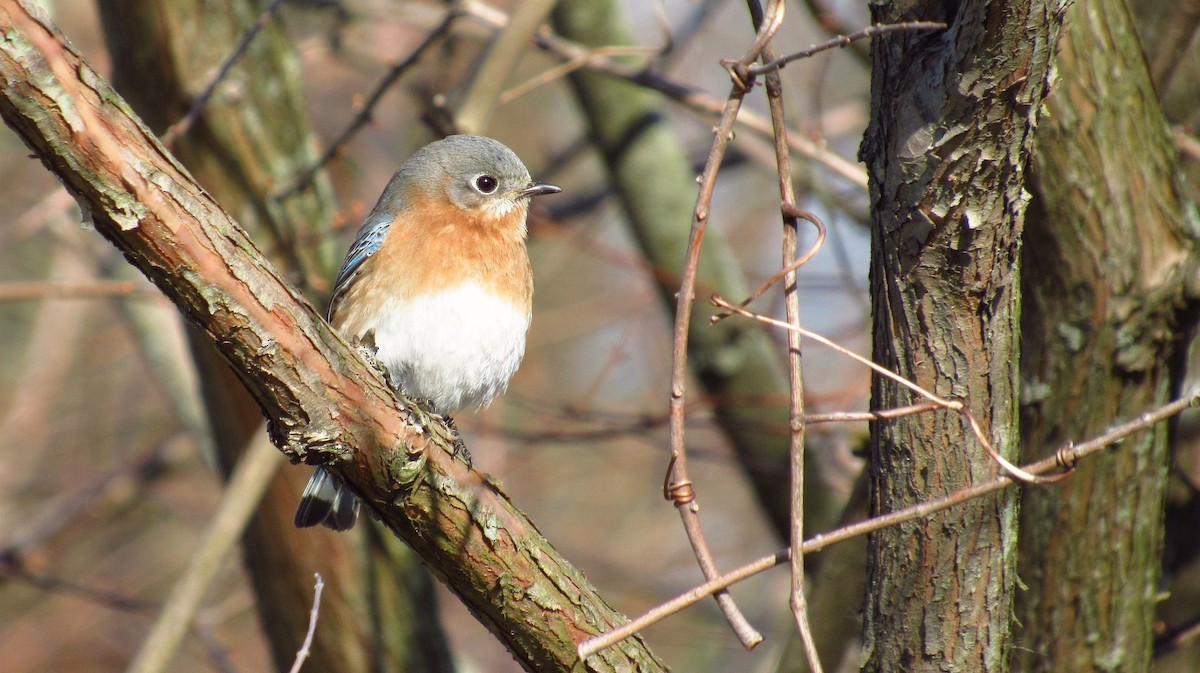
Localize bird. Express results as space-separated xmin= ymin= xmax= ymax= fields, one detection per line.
xmin=294 ymin=134 xmax=561 ymax=531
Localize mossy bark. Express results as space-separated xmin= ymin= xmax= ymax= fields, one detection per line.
xmin=1016 ymin=0 xmax=1200 ymax=670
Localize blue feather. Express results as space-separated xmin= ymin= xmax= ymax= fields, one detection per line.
xmin=328 ymin=212 xmax=392 ymax=318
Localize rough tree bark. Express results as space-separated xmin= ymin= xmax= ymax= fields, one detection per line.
xmin=94 ymin=2 xmax=452 ymax=671
xmin=0 ymin=3 xmax=665 ymax=671
xmin=859 ymin=1 xmax=1064 ymax=671
xmin=1016 ymin=0 xmax=1200 ymax=670
xmin=1133 ymin=2 xmax=1200 ymax=670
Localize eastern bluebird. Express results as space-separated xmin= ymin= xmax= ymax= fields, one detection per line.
xmin=294 ymin=135 xmax=560 ymax=531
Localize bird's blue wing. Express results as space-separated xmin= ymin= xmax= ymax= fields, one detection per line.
xmin=327 ymin=211 xmax=392 ymax=319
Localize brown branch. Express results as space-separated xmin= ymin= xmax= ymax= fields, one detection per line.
xmin=1142 ymin=0 xmax=1200 ymax=91
xmin=745 ymin=21 xmax=947 ymax=76
xmin=1 ymin=433 xmax=176 ymax=559
xmin=1156 ymin=613 xmax=1200 ymax=658
xmin=126 ymin=432 xmax=284 ymax=673
xmin=746 ymin=0 xmax=822 ymax=666
xmin=159 ymin=0 xmax=286 ymax=147
xmin=0 ymin=4 xmax=662 ymax=671
xmin=287 ymin=574 xmax=325 ymax=673
xmin=275 ymin=6 xmax=460 ymax=199
xmin=800 ymin=0 xmax=871 ymax=61
xmin=711 ymin=296 xmax=957 ymax=406
xmin=1177 ymin=125 xmax=1200 ymax=163
xmin=580 ymin=389 xmax=1200 ymax=657
xmin=461 ymin=3 xmax=868 ymax=187
xmin=456 ymin=0 xmax=559 ymax=133
xmin=711 ymin=209 xmax=826 ymax=320
xmin=805 ymin=402 xmax=942 ymax=424
xmin=0 ymin=556 xmax=155 ymax=613
xmin=659 ymin=0 xmax=798 ymax=650
xmin=499 ymin=43 xmax=657 ymax=105
xmin=0 ymin=186 xmax=74 ymax=249
xmin=712 ymin=297 xmax=1070 ymax=485
xmin=0 ymin=279 xmax=159 ymax=302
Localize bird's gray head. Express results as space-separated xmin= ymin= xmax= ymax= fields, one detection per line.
xmin=398 ymin=135 xmax=560 ymax=219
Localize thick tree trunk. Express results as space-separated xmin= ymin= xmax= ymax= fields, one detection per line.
xmin=1016 ymin=0 xmax=1200 ymax=670
xmin=859 ymin=1 xmax=1064 ymax=671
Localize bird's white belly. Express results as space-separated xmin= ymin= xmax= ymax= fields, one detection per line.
xmin=368 ymin=283 xmax=530 ymax=413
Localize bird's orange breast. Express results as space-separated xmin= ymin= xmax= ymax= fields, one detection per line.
xmin=350 ymin=197 xmax=533 ymax=314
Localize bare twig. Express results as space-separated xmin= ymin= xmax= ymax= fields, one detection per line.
xmin=1 ymin=434 xmax=178 ymax=558
xmin=747 ymin=0 xmax=822 ymax=666
xmin=1176 ymin=126 xmax=1200 ymax=163
xmin=0 ymin=186 xmax=75 ymax=250
xmin=287 ymin=574 xmax=325 ymax=673
xmin=1156 ymin=613 xmax=1200 ymax=658
xmin=580 ymin=390 xmax=1200 ymax=657
xmin=800 ymin=0 xmax=870 ymax=61
xmin=962 ymin=406 xmax=1072 ymax=485
xmin=483 ymin=412 xmax=669 ymax=444
xmin=711 ymin=297 xmax=1070 ymax=486
xmin=160 ymin=0 xmax=286 ymax=147
xmin=0 ymin=555 xmax=155 ymax=613
xmin=805 ymin=402 xmax=942 ymax=424
xmin=521 ymin=22 xmax=868 ymax=186
xmin=1144 ymin=0 xmax=1200 ymax=92
xmin=0 ymin=279 xmax=159 ymax=302
xmin=456 ymin=0 xmax=558 ymax=133
xmin=659 ymin=0 xmax=794 ymax=651
xmin=711 ymin=296 xmax=956 ymax=406
xmin=822 ymin=388 xmax=1196 ymax=553
xmin=499 ymin=42 xmax=656 ymax=105
xmin=125 ymin=431 xmax=284 ymax=673
xmin=276 ymin=7 xmax=461 ymax=199
xmin=193 ymin=619 xmax=239 ymax=673
xmin=746 ymin=21 xmax=947 ymax=76
xmin=712 ymin=209 xmax=826 ymax=319
xmin=659 ymin=0 xmax=725 ymax=68
xmin=734 ymin=0 xmax=786 ymax=71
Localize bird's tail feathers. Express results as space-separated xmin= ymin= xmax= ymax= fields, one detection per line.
xmin=294 ymin=466 xmax=360 ymax=531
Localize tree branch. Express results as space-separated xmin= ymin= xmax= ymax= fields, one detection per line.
xmin=0 ymin=3 xmax=664 ymax=671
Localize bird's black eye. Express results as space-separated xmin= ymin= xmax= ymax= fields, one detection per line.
xmin=474 ymin=174 xmax=498 ymax=194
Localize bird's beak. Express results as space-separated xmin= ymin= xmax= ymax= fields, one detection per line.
xmin=518 ymin=182 xmax=562 ymax=198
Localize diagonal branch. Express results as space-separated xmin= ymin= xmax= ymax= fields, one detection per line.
xmin=455 ymin=0 xmax=559 ymax=133
xmin=580 ymin=388 xmax=1200 ymax=657
xmin=126 ymin=432 xmax=284 ymax=673
xmin=0 ymin=3 xmax=663 ymax=672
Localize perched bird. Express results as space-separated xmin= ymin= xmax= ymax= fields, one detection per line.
xmin=295 ymin=135 xmax=560 ymax=531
